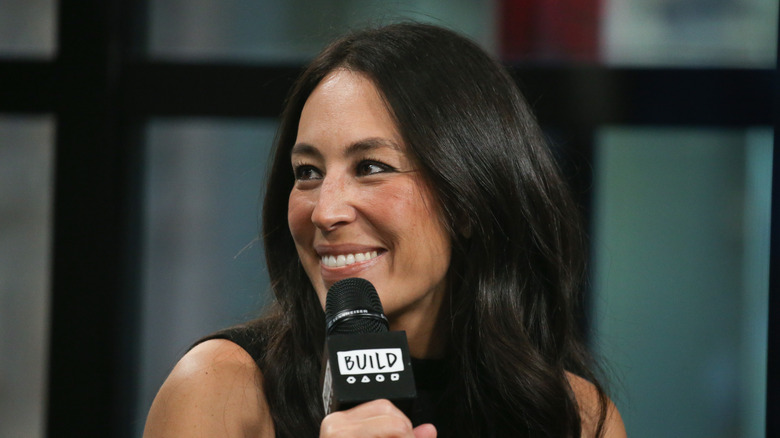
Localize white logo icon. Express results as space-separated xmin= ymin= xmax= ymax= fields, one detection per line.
xmin=391 ymin=373 xmax=400 ymax=381
xmin=375 ymin=375 xmax=385 ymax=382
xmin=361 ymin=376 xmax=371 ymax=383
xmin=346 ymin=376 xmax=356 ymax=384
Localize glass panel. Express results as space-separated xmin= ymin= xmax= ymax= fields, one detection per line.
xmin=591 ymin=127 xmax=772 ymax=437
xmin=0 ymin=116 xmax=55 ymax=437
xmin=136 ymin=118 xmax=277 ymax=434
xmin=0 ymin=0 xmax=57 ymax=58
xmin=148 ymin=0 xmax=778 ymax=67
xmin=601 ymin=0 xmax=778 ymax=67
xmin=148 ymin=0 xmax=498 ymax=61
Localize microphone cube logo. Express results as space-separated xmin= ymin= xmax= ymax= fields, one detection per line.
xmin=324 ymin=332 xmax=417 ymax=409
xmin=337 ymin=348 xmax=405 ymax=375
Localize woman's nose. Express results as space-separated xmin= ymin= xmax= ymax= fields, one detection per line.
xmin=310 ymin=174 xmax=357 ymax=231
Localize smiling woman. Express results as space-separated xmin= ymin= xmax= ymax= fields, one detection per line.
xmin=288 ymin=70 xmax=451 ymax=357
xmin=143 ymin=23 xmax=626 ymax=438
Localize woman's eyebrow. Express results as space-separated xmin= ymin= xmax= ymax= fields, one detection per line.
xmin=344 ymin=138 xmax=402 ymax=156
xmin=291 ymin=138 xmax=402 ymax=158
xmin=290 ymin=143 xmax=321 ymax=159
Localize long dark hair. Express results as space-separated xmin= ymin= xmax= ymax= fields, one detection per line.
xmin=255 ymin=22 xmax=607 ymax=437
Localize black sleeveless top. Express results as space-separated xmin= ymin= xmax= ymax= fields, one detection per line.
xmin=200 ymin=325 xmax=450 ymax=429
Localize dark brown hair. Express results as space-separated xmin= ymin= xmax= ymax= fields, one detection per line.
xmin=256 ymin=22 xmax=607 ymax=437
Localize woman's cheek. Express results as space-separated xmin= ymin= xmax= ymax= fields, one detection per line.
xmin=287 ymin=191 xmax=314 ymax=241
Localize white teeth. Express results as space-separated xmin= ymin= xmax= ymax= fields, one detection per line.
xmin=322 ymin=251 xmax=379 ymax=267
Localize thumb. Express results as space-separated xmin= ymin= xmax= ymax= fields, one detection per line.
xmin=413 ymin=423 xmax=437 ymax=438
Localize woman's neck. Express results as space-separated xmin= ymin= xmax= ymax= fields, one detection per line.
xmin=388 ymin=296 xmax=450 ymax=359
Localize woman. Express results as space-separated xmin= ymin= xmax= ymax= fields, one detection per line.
xmin=144 ymin=23 xmax=625 ymax=437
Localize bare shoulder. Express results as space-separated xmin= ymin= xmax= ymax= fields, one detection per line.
xmin=566 ymin=372 xmax=626 ymax=438
xmin=143 ymin=339 xmax=275 ymax=437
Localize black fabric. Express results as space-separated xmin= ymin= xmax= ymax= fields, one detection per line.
xmin=408 ymin=357 xmax=449 ymax=427
xmin=196 ymin=325 xmax=449 ymax=429
xmin=196 ymin=324 xmax=267 ymax=364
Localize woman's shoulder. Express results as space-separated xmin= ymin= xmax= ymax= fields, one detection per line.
xmin=566 ymin=372 xmax=626 ymax=438
xmin=143 ymin=338 xmax=275 ymax=437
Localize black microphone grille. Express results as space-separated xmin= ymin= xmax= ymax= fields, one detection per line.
xmin=325 ymin=278 xmax=388 ymax=335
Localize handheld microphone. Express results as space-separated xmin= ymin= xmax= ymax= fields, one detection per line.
xmin=321 ymin=278 xmax=416 ymax=415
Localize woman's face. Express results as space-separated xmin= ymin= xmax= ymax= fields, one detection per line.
xmin=288 ymin=69 xmax=451 ymax=335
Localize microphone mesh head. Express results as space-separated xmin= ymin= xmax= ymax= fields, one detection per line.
xmin=325 ymin=278 xmax=388 ymax=335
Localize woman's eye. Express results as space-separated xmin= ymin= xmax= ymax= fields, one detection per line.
xmin=356 ymin=160 xmax=393 ymax=176
xmin=294 ymin=165 xmax=322 ymax=181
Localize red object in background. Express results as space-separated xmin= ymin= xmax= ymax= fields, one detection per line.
xmin=500 ymin=0 xmax=600 ymax=62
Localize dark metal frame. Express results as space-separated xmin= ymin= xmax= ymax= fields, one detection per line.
xmin=0 ymin=1 xmax=776 ymax=436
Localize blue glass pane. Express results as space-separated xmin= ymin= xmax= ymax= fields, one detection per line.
xmin=591 ymin=127 xmax=772 ymax=437
xmin=148 ymin=0 xmax=498 ymax=61
xmin=602 ymin=0 xmax=777 ymax=67
xmin=137 ymin=118 xmax=277 ymax=433
xmin=0 ymin=0 xmax=57 ymax=58
xmin=0 ymin=115 xmax=55 ymax=437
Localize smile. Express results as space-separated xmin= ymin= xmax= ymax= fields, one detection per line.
xmin=321 ymin=251 xmax=379 ymax=267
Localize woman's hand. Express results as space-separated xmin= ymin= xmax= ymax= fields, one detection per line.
xmin=320 ymin=399 xmax=437 ymax=438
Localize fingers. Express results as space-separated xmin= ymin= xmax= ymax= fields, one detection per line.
xmin=321 ymin=399 xmax=431 ymax=438
xmin=413 ymin=423 xmax=438 ymax=438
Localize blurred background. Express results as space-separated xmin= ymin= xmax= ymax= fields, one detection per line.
xmin=0 ymin=1 xmax=777 ymax=437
